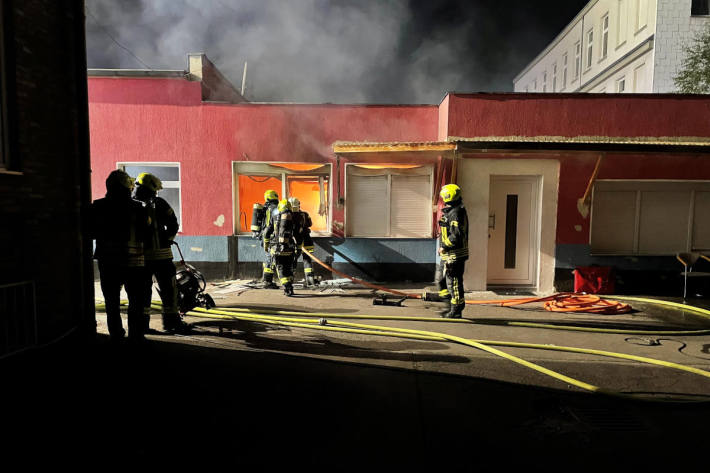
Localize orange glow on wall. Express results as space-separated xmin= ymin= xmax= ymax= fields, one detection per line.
xmin=353 ymin=164 xmax=422 ymax=169
xmin=271 ymin=163 xmax=325 ymax=171
xmin=288 ymin=178 xmax=328 ymax=232
xmin=238 ymin=175 xmax=282 ymax=232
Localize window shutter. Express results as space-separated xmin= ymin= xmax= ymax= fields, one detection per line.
xmin=693 ymin=191 xmax=710 ymax=250
xmin=347 ymin=174 xmax=387 ymax=236
xmin=638 ymin=191 xmax=690 ymax=254
xmin=591 ymin=190 xmax=636 ymax=254
xmin=390 ymin=175 xmax=431 ymax=237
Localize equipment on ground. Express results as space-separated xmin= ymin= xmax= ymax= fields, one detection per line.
xmin=171 ymin=241 xmax=215 ymax=314
xmin=372 ymin=294 xmax=407 ymax=306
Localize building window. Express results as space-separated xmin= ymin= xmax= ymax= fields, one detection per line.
xmin=617 ymin=0 xmax=628 ymax=46
xmin=234 ymin=162 xmax=331 ymax=234
xmin=542 ymin=71 xmax=547 ymax=92
xmin=601 ymin=14 xmax=609 ymax=59
xmin=616 ymin=76 xmax=626 ymax=92
xmin=552 ymin=63 xmax=557 ymax=92
xmin=636 ymin=0 xmax=648 ymax=31
xmin=692 ymin=0 xmax=710 ymax=15
xmin=591 ymin=181 xmax=710 ymax=254
xmin=586 ymin=29 xmax=594 ymax=70
xmin=633 ymin=63 xmax=645 ymax=91
xmin=575 ymin=41 xmax=582 ymax=78
xmin=119 ymin=163 xmax=182 ymax=227
xmin=346 ymin=165 xmax=433 ymax=238
xmin=562 ymin=53 xmax=568 ymax=89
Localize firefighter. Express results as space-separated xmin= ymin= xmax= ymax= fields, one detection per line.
xmin=252 ymin=190 xmax=280 ymax=288
xmin=88 ymin=170 xmax=150 ymax=342
xmin=134 ymin=172 xmax=190 ymax=334
xmin=437 ymin=183 xmax=469 ymax=318
xmin=288 ymin=197 xmax=317 ymax=287
xmin=263 ymin=199 xmax=296 ymax=296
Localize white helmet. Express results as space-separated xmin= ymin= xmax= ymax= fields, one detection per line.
xmin=288 ymin=197 xmax=300 ymax=211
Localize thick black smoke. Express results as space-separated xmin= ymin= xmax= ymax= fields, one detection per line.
xmin=85 ymin=0 xmax=589 ymax=103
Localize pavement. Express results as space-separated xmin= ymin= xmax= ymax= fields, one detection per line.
xmin=4 ymin=279 xmax=710 ymax=471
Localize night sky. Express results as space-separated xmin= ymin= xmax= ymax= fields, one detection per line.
xmin=85 ymin=0 xmax=590 ymax=103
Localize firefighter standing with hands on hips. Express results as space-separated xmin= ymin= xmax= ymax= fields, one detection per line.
xmin=251 ymin=190 xmax=280 ymax=288
xmin=263 ymin=199 xmax=297 ymax=296
xmin=134 ymin=172 xmax=190 ymax=334
xmin=437 ymin=183 xmax=469 ymax=318
xmin=288 ymin=197 xmax=317 ymax=287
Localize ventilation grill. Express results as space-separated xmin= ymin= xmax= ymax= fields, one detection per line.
xmin=0 ymin=281 xmax=37 ymax=358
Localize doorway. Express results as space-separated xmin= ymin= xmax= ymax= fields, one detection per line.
xmin=487 ymin=175 xmax=541 ymax=286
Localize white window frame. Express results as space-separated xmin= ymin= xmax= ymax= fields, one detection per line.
xmin=616 ymin=76 xmax=626 ymax=92
xmin=601 ymin=13 xmax=609 ymax=60
xmin=232 ymin=161 xmax=332 ymax=236
xmin=542 ymin=71 xmax=547 ymax=92
xmin=344 ymin=164 xmax=434 ymax=238
xmin=616 ymin=0 xmax=628 ymax=48
xmin=574 ymin=41 xmax=582 ymax=78
xmin=586 ymin=29 xmax=594 ymax=70
xmin=552 ymin=63 xmax=557 ymax=92
xmin=633 ymin=62 xmax=645 ymax=92
xmin=590 ymin=180 xmax=710 ymax=255
xmin=117 ymin=162 xmax=182 ymax=229
xmin=635 ymin=0 xmax=648 ymax=33
xmin=562 ymin=53 xmax=568 ymax=90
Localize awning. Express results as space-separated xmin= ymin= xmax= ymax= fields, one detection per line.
xmin=333 ymin=141 xmax=456 ymax=160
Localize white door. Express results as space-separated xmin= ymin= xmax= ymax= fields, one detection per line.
xmin=487 ymin=176 xmax=540 ymax=286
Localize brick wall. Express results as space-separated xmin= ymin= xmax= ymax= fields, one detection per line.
xmin=0 ymin=0 xmax=93 ymax=353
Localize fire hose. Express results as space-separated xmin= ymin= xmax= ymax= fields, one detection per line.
xmin=304 ymin=251 xmax=632 ymax=315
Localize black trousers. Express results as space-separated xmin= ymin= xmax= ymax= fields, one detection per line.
xmin=292 ymin=250 xmax=314 ymax=277
xmin=145 ymin=258 xmax=180 ymax=329
xmin=98 ymin=260 xmax=149 ymax=338
xmin=437 ymin=259 xmax=466 ymax=306
xmin=275 ymin=254 xmax=294 ymax=286
xmin=262 ymin=249 xmax=275 ymax=282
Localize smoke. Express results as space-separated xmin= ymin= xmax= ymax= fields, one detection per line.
xmin=85 ymin=0 xmax=590 ymax=104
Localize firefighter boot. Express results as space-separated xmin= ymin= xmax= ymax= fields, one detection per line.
xmin=261 ymin=273 xmax=279 ymax=289
xmin=305 ymin=274 xmax=317 ymax=287
xmin=438 ymin=297 xmax=452 ymax=317
xmin=163 ymin=313 xmax=192 ymax=334
xmin=284 ymin=283 xmax=294 ymax=297
xmin=443 ymin=303 xmax=465 ymax=319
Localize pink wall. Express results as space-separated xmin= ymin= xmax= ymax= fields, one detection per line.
xmin=89 ymin=77 xmax=439 ymax=236
xmin=443 ymin=93 xmax=710 ymax=138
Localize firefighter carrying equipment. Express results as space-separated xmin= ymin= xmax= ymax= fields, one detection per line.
xmin=252 ymin=190 xmax=280 ymax=238
xmin=439 ymin=183 xmax=461 ymax=203
xmin=265 ymin=200 xmax=296 ymax=295
xmin=136 ymin=172 xmax=163 ymax=192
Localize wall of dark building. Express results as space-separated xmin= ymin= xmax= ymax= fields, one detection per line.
xmin=0 ymin=0 xmax=93 ymax=357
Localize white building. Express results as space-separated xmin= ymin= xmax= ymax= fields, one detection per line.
xmin=514 ymin=0 xmax=710 ymax=93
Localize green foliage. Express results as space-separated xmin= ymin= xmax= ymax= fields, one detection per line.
xmin=674 ymin=24 xmax=710 ymax=94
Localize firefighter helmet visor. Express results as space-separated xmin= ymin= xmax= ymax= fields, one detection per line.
xmin=440 ymin=184 xmax=461 ymax=203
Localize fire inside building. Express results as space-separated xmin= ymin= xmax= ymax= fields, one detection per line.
xmin=89 ymin=54 xmax=710 ymax=294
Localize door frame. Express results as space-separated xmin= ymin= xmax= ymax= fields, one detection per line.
xmin=486 ymin=175 xmax=541 ymax=287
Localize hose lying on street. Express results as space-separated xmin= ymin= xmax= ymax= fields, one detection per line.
xmin=305 ymin=252 xmax=632 ymax=315
xmin=96 ymin=297 xmax=710 ymax=403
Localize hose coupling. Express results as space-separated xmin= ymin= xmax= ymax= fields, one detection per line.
xmin=318 ymin=318 xmax=328 ymax=326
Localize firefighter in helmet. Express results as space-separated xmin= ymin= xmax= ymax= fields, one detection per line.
xmin=288 ymin=197 xmax=317 ymax=287
xmin=88 ymin=170 xmax=150 ymax=342
xmin=437 ymin=183 xmax=468 ymax=318
xmin=251 ymin=189 xmax=280 ymax=288
xmin=263 ymin=199 xmax=296 ymax=296
xmin=134 ymin=172 xmax=190 ymax=333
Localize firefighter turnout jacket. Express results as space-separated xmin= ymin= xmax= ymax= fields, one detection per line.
xmin=88 ymin=193 xmax=149 ymax=267
xmin=292 ymin=210 xmax=314 ymax=253
xmin=266 ymin=207 xmax=296 ymax=256
xmin=142 ymin=196 xmax=179 ymax=261
xmin=260 ymin=200 xmax=279 ymax=250
xmin=438 ymin=199 xmax=469 ymax=263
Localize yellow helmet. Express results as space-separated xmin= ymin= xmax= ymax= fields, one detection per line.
xmin=440 ymin=184 xmax=461 ymax=203
xmin=106 ymin=170 xmax=135 ymax=192
xmin=287 ymin=197 xmax=300 ymax=211
xmin=136 ymin=172 xmax=163 ymax=192
xmin=264 ymin=189 xmax=279 ymax=202
xmin=277 ymin=199 xmax=292 ymax=212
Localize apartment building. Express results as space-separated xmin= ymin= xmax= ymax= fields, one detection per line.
xmin=514 ymin=0 xmax=710 ymax=93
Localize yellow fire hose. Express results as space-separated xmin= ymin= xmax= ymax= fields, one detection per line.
xmin=96 ymin=297 xmax=710 ymax=402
